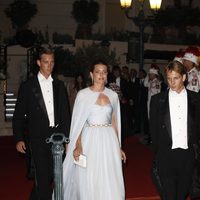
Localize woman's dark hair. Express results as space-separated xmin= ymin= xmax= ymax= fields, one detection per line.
xmin=89 ymin=59 xmax=108 ymax=72
xmin=73 ymin=73 xmax=86 ymax=91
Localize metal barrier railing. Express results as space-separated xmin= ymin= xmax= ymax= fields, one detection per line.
xmin=46 ymin=133 xmax=70 ymax=200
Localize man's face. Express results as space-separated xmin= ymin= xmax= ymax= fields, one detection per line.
xmin=149 ymin=73 xmax=157 ymax=81
xmin=113 ymin=69 xmax=120 ymax=78
xmin=183 ymin=59 xmax=194 ymax=72
xmin=166 ymin=70 xmax=186 ymax=93
xmin=37 ymin=53 xmax=54 ymax=78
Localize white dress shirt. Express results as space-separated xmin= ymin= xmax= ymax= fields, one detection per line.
xmin=116 ymin=77 xmax=120 ymax=87
xmin=38 ymin=72 xmax=55 ymax=127
xmin=169 ymin=88 xmax=188 ymax=149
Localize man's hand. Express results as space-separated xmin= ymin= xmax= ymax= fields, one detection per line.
xmin=16 ymin=141 xmax=26 ymax=153
xmin=121 ymin=149 xmax=127 ymax=164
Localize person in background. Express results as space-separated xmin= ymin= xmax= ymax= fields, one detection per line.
xmin=129 ymin=68 xmax=140 ymax=135
xmin=150 ymin=60 xmax=200 ymax=200
xmin=13 ymin=46 xmax=71 ymax=200
xmin=112 ymin=65 xmax=131 ymax=139
xmin=130 ymin=68 xmax=139 ymax=84
xmin=143 ymin=64 xmax=168 ymax=145
xmin=173 ymin=50 xmax=185 ymax=64
xmin=107 ymin=73 xmax=123 ymax=100
xmin=144 ymin=66 xmax=162 ymax=118
xmin=68 ymin=73 xmax=86 ymax=113
xmin=182 ymin=46 xmax=200 ymax=93
xmin=182 ymin=47 xmax=200 ymax=199
xmin=62 ymin=60 xmax=126 ymax=200
xmin=134 ymin=69 xmax=148 ymax=137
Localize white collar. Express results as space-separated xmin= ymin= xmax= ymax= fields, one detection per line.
xmin=169 ymin=87 xmax=187 ymax=97
xmin=188 ymin=67 xmax=197 ymax=74
xmin=38 ymin=72 xmax=53 ymax=82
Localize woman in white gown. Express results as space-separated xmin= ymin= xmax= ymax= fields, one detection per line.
xmin=62 ymin=60 xmax=126 ymax=200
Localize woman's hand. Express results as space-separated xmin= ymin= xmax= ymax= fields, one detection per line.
xmin=73 ymin=136 xmax=82 ymax=161
xmin=121 ymin=149 xmax=126 ymax=164
xmin=73 ymin=146 xmax=82 ymax=161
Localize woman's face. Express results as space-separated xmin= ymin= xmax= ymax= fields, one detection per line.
xmin=90 ymin=64 xmax=108 ymax=85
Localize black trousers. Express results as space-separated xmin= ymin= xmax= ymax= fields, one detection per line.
xmin=29 ymin=139 xmax=53 ymax=200
xmin=157 ymin=148 xmax=195 ymax=200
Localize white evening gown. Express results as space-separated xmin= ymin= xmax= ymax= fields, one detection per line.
xmin=63 ymin=103 xmax=125 ymax=200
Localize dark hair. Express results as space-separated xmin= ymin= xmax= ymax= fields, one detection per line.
xmin=107 ymin=73 xmax=116 ymax=83
xmin=139 ymin=69 xmax=147 ymax=77
xmin=89 ymin=60 xmax=108 ymax=72
xmin=112 ymin=65 xmax=121 ymax=73
xmin=165 ymin=61 xmax=186 ymax=76
xmin=36 ymin=46 xmax=54 ymax=60
xmin=73 ymin=73 xmax=86 ymax=91
xmin=122 ymin=66 xmax=128 ymax=70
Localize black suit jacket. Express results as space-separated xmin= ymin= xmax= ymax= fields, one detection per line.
xmin=13 ymin=76 xmax=71 ymax=142
xmin=150 ymin=89 xmax=200 ymax=154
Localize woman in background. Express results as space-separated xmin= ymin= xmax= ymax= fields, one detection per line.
xmin=68 ymin=73 xmax=86 ymax=113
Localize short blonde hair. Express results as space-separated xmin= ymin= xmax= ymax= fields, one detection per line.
xmin=165 ymin=61 xmax=186 ymax=76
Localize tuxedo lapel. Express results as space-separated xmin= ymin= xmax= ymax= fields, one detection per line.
xmin=187 ymin=91 xmax=194 ymax=140
xmin=32 ymin=77 xmax=48 ymax=118
xmin=53 ymin=80 xmax=59 ymax=125
xmin=162 ymin=91 xmax=172 ymax=139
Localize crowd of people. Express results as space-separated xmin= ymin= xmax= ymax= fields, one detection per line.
xmin=12 ymin=45 xmax=200 ymax=200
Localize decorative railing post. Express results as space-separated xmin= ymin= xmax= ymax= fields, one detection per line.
xmin=46 ymin=133 xmax=70 ymax=200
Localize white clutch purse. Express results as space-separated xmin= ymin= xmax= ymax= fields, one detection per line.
xmin=74 ymin=154 xmax=87 ymax=168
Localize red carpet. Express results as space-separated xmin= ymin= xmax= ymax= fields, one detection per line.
xmin=0 ymin=135 xmax=160 ymax=200
xmin=123 ymin=136 xmax=159 ymax=200
xmin=0 ymin=136 xmax=33 ymax=200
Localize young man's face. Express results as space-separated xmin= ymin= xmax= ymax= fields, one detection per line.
xmin=37 ymin=53 xmax=54 ymax=78
xmin=166 ymin=70 xmax=186 ymax=93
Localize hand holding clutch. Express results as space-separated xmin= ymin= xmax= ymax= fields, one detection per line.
xmin=74 ymin=154 xmax=87 ymax=168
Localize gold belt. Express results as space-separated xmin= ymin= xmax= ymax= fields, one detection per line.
xmin=86 ymin=124 xmax=112 ymax=127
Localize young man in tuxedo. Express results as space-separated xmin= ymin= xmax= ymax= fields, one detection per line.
xmin=150 ymin=61 xmax=200 ymax=200
xmin=13 ymin=47 xmax=71 ymax=200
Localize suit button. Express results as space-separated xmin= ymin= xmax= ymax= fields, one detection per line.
xmin=162 ymin=125 xmax=165 ymax=128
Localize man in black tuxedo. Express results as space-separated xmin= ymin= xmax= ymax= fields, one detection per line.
xmin=112 ymin=65 xmax=131 ymax=139
xmin=150 ymin=61 xmax=200 ymax=200
xmin=134 ymin=69 xmax=148 ymax=136
xmin=13 ymin=47 xmax=70 ymax=200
